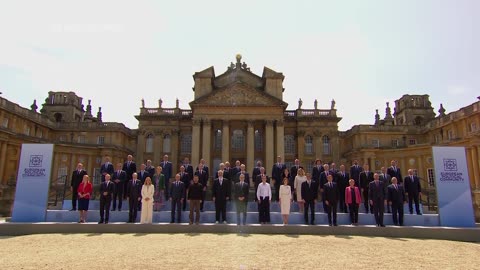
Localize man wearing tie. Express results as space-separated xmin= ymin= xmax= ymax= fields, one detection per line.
xmin=122 ymin=155 xmax=137 ymax=199
xmin=380 ymin=167 xmax=392 ymax=213
xmin=359 ymin=164 xmax=374 ymax=214
xmin=252 ymin=161 xmax=262 ymax=187
xmin=197 ymin=158 xmax=210 ymax=179
xmin=223 ymin=161 xmax=232 ymax=182
xmin=349 ymin=160 xmax=362 ymax=187
xmin=235 ymin=164 xmax=250 ymax=185
xmin=145 ymin=159 xmax=155 ymax=177
xmin=369 ymin=173 xmax=386 ymax=227
xmin=336 ymin=165 xmax=350 ymax=213
xmin=324 ymin=174 xmax=338 ymax=226
xmin=254 ymin=167 xmax=270 ymax=202
xmin=212 ymin=170 xmax=231 ymax=224
xmin=137 ymin=163 xmax=150 ymax=184
xmin=126 ymin=173 xmax=142 ymax=223
xmin=404 ymin=169 xmax=422 ymax=215
xmin=99 ymin=174 xmax=114 ymax=224
xmin=70 ymin=163 xmax=87 ymax=211
xmin=387 ymin=177 xmax=406 ymax=226
xmin=301 ymin=174 xmax=318 ymax=225
xmin=195 ymin=163 xmax=209 ymax=211
xmin=387 ymin=160 xmax=403 ymax=184
xmin=111 ymin=163 xmax=126 ymax=211
xmin=312 ymin=159 xmax=324 ymax=183
xmin=271 ymin=156 xmax=286 ymax=202
xmin=183 ymin=157 xmax=194 ymax=181
xmin=179 ymin=165 xmax=190 ymax=211
xmin=290 ymin=159 xmax=303 ymax=195
xmin=234 ymin=174 xmax=249 ymax=225
xmin=231 ymin=160 xmax=242 ymax=177
xmin=319 ymin=164 xmax=331 ymax=212
xmin=169 ymin=174 xmax=185 ymax=223
xmin=100 ymin=156 xmax=114 ymax=183
xmin=161 ymin=155 xmax=173 ymax=200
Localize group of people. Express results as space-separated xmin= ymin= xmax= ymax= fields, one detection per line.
xmin=69 ymin=155 xmax=422 ymax=227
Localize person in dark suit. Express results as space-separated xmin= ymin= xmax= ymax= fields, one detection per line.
xmin=99 ymin=174 xmax=114 ymax=224
xmin=235 ymin=164 xmax=250 ymax=185
xmin=349 ymin=160 xmax=362 ymax=186
xmin=324 ymin=174 xmax=338 ymax=226
xmin=169 ymin=174 xmax=185 ymax=223
xmin=234 ymin=174 xmax=249 ymax=225
xmin=252 ymin=161 xmax=262 ymax=187
xmin=290 ymin=159 xmax=303 ymax=195
xmin=70 ymin=163 xmax=88 ymax=211
xmin=161 ymin=155 xmax=173 ymax=200
xmin=336 ymin=165 xmax=350 ymax=213
xmin=179 ymin=165 xmax=190 ymax=211
xmin=380 ymin=167 xmax=392 ymax=213
xmin=145 ymin=159 xmax=155 ymax=177
xmin=183 ymin=157 xmax=194 ymax=181
xmin=212 ymin=170 xmax=231 ymax=224
xmin=137 ymin=164 xmax=150 ymax=184
xmin=387 ymin=160 xmax=403 ymax=184
xmin=122 ymin=155 xmax=137 ymax=199
xmin=330 ymin=163 xmax=339 ymax=175
xmin=100 ymin=156 xmax=114 ymax=183
xmin=111 ymin=163 xmax=126 ymax=211
xmin=301 ymin=174 xmax=318 ymax=225
xmin=359 ymin=164 xmax=374 ymax=213
xmin=195 ymin=163 xmax=209 ymax=211
xmin=319 ymin=164 xmax=332 ymax=212
xmin=254 ymin=167 xmax=270 ymax=202
xmin=387 ymin=177 xmax=406 ymax=226
xmin=272 ymin=156 xmax=287 ymax=201
xmin=215 ymin=163 xmax=226 ymax=179
xmin=404 ymin=169 xmax=422 ymax=215
xmin=369 ymin=173 xmax=386 ymax=227
xmin=312 ymin=159 xmax=324 ymax=183
xmin=126 ymin=173 xmax=142 ymax=223
xmin=197 ymin=158 xmax=210 ymax=179
xmin=223 ymin=161 xmax=232 ymax=182
xmin=231 ymin=160 xmax=242 ymax=178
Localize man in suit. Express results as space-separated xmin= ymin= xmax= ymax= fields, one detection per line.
xmin=215 ymin=163 xmax=226 ymax=179
xmin=254 ymin=167 xmax=270 ymax=202
xmin=197 ymin=158 xmax=210 ymax=179
xmin=379 ymin=167 xmax=392 ymax=213
xmin=235 ymin=164 xmax=250 ymax=185
xmin=70 ymin=163 xmax=87 ymax=211
xmin=169 ymin=174 xmax=185 ymax=223
xmin=212 ymin=170 xmax=231 ymax=224
xmin=99 ymin=174 xmax=114 ymax=224
xmin=223 ymin=161 xmax=232 ymax=182
xmin=252 ymin=161 xmax=262 ymax=187
xmin=312 ymin=159 xmax=324 ymax=183
xmin=387 ymin=160 xmax=403 ymax=184
xmin=335 ymin=164 xmax=350 ymax=213
xmin=161 ymin=155 xmax=173 ymax=199
xmin=369 ymin=173 xmax=386 ymax=227
xmin=290 ymin=159 xmax=304 ymax=196
xmin=179 ymin=165 xmax=190 ymax=211
xmin=145 ymin=159 xmax=155 ymax=176
xmin=183 ymin=157 xmax=194 ymax=181
xmin=231 ymin=160 xmax=242 ymax=178
xmin=137 ymin=163 xmax=150 ymax=184
xmin=404 ymin=169 xmax=422 ymax=215
xmin=330 ymin=162 xmax=339 ymax=175
xmin=324 ymin=174 xmax=338 ymax=226
xmin=100 ymin=156 xmax=114 ymax=183
xmin=387 ymin=177 xmax=406 ymax=226
xmin=122 ymin=155 xmax=137 ymax=199
xmin=301 ymin=174 xmax=318 ymax=225
xmin=359 ymin=164 xmax=374 ymax=213
xmin=234 ymin=174 xmax=249 ymax=225
xmin=319 ymin=164 xmax=331 ymax=212
xmin=349 ymin=160 xmax=362 ymax=186
xmin=195 ymin=163 xmax=209 ymax=211
xmin=126 ymin=173 xmax=142 ymax=223
xmin=272 ymin=156 xmax=287 ymax=201
xmin=111 ymin=163 xmax=126 ymax=211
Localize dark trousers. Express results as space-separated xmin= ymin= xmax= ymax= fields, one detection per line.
xmin=112 ymin=183 xmax=123 ymax=210
xmin=408 ymin=193 xmax=421 ymax=214
xmin=200 ymin=190 xmax=206 ymax=211
xmin=348 ymin=204 xmax=359 ymax=224
xmin=171 ymin=198 xmax=182 ymax=223
xmin=182 ymin=190 xmax=188 ymax=211
xmin=391 ymin=202 xmax=404 ymax=225
xmin=274 ymin=183 xmax=280 ymax=201
xmin=164 ymin=181 xmax=170 ymax=200
xmin=362 ymin=189 xmax=369 ymax=213
xmin=215 ymin=200 xmax=227 ymax=222
xmin=304 ymin=199 xmax=315 ymax=224
xmin=259 ymin=196 xmax=270 ymax=223
xmin=128 ymin=197 xmax=139 ymax=222
xmin=338 ymin=189 xmax=347 ymax=213
xmin=71 ymin=188 xmax=78 ymax=210
xmin=99 ymin=196 xmax=112 ymax=222
xmin=372 ymin=198 xmax=385 ymax=225
xmin=326 ymin=201 xmax=337 ymax=225
xmin=236 ymin=201 xmax=247 ymax=225
xmin=123 ymin=181 xmax=129 ymax=199
xmin=189 ymin=200 xmax=201 ymax=223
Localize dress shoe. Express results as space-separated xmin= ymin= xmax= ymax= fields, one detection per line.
xmin=333 ymin=223 xmax=338 ymax=226
xmin=380 ymin=224 xmax=386 ymax=227
xmin=69 ymin=209 xmax=76 ymax=211
xmin=105 ymin=221 xmax=109 ymax=224
xmin=417 ymin=213 xmax=422 ymax=215
xmin=310 ymin=222 xmax=315 ymax=225
xmin=98 ymin=220 xmax=104 ymax=224
xmin=328 ymin=223 xmax=332 ymax=226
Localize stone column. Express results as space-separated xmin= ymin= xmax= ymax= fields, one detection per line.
xmin=247 ymin=120 xmax=255 ymax=184
xmin=297 ymin=131 xmax=305 ymax=161
xmin=265 ymin=120 xmax=275 ymax=173
xmin=191 ymin=119 xmax=201 ymax=170
xmin=70 ymin=153 xmax=77 ymax=177
xmin=51 ymin=152 xmax=60 ymax=185
xmin=221 ymin=120 xmax=230 ymax=163
xmin=137 ymin=132 xmax=145 ymax=165
xmin=153 ymin=131 xmax=163 ymax=165
xmin=87 ymin=155 xmax=94 ymax=177
xmin=170 ymin=129 xmax=179 ymax=175
xmin=474 ymin=146 xmax=480 ymax=190
xmin=369 ymin=156 xmax=376 ymax=172
xmin=314 ymin=131 xmax=322 ymax=161
xmin=276 ymin=119 xmax=285 ymax=160
xmin=201 ymin=119 xmax=211 ymax=171
xmin=0 ymin=142 xmax=7 ymax=184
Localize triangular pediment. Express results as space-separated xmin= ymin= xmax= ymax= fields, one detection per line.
xmin=190 ymin=82 xmax=287 ymax=108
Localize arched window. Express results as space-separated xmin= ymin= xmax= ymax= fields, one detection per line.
xmin=214 ymin=129 xmax=222 ymax=150
xmin=163 ymin=134 xmax=171 ymax=153
xmin=231 ymin=129 xmax=245 ymax=151
xmin=181 ymin=134 xmax=192 ymax=154
xmin=284 ymin=135 xmax=296 ymax=155
xmin=304 ymin=135 xmax=313 ymax=154
xmin=254 ymin=129 xmax=263 ymax=151
xmin=145 ymin=134 xmax=154 ymax=153
xmin=322 ymin=135 xmax=330 ymax=155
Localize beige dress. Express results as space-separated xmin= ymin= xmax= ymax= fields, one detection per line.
xmin=140 ymin=184 xmax=154 ymax=224
xmin=279 ymin=184 xmax=292 ymax=215
xmin=294 ymin=175 xmax=307 ymax=201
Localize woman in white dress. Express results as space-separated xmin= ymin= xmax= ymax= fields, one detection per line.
xmin=279 ymin=177 xmax=292 ymax=225
xmin=140 ymin=177 xmax=154 ymax=224
xmin=294 ymin=168 xmax=307 ymax=213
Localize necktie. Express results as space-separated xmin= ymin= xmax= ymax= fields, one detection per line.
xmin=220 ymin=179 xmax=222 ymax=186
xmin=411 ymin=176 xmax=414 ymax=182
xmin=395 ymin=184 xmax=397 ymax=190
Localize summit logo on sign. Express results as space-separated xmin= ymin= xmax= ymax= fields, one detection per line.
xmin=22 ymin=155 xmax=46 ymax=177
xmin=440 ymin=158 xmax=463 ymax=182
xmin=29 ymin=155 xmax=43 ymax=167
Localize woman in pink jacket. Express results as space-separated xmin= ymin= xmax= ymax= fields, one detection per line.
xmin=345 ymin=179 xmax=361 ymax=225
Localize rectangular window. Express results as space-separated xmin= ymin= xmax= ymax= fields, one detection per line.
xmin=412 ymin=169 xmax=418 ymax=176
xmin=77 ymin=136 xmax=86 ymax=144
xmin=59 ymin=135 xmax=67 ymax=142
xmin=409 ymin=139 xmax=417 ymax=145
xmin=427 ymin=168 xmax=435 ymax=187
xmin=433 ymin=135 xmax=440 ymax=144
xmin=447 ymin=130 xmax=454 ymax=140
xmin=372 ymin=139 xmax=380 ymax=148
xmin=24 ymin=126 xmax=30 ymax=136
xmin=391 ymin=139 xmax=399 ymax=148
xmin=1 ymin=118 xmax=8 ymax=128
xmin=93 ymin=168 xmax=101 ymax=185
xmin=97 ymin=136 xmax=105 ymax=145
xmin=37 ymin=129 xmax=43 ymax=138
xmin=470 ymin=122 xmax=477 ymax=132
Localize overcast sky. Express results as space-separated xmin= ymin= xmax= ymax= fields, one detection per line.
xmin=0 ymin=0 xmax=478 ymax=131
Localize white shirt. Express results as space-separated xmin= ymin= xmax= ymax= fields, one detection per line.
xmin=257 ymin=182 xmax=272 ymax=201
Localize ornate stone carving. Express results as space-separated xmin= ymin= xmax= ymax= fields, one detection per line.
xmin=265 ymin=120 xmax=275 ymax=126
xmin=196 ymin=83 xmax=283 ymax=106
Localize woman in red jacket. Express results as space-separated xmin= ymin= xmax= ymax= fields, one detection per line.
xmin=345 ymin=179 xmax=361 ymax=225
xmin=77 ymin=175 xmax=93 ymax=223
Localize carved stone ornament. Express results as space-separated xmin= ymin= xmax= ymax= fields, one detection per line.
xmin=198 ymin=83 xmax=282 ymax=106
